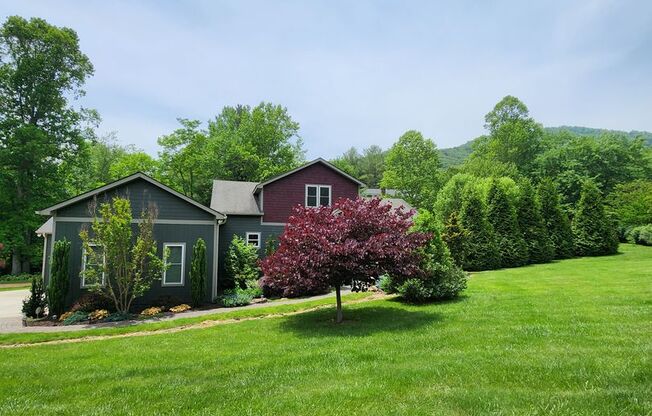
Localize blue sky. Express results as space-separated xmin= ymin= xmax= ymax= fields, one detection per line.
xmin=2 ymin=1 xmax=651 ymax=159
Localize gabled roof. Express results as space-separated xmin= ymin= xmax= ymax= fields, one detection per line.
xmin=37 ymin=172 xmax=226 ymax=219
xmin=35 ymin=217 xmax=54 ymax=236
xmin=254 ymin=158 xmax=365 ymax=192
xmin=210 ymin=180 xmax=262 ymax=215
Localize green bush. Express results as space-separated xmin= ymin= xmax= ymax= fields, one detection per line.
xmin=0 ymin=273 xmax=38 ymax=283
xmin=397 ymin=279 xmax=432 ymax=303
xmin=22 ymin=275 xmax=46 ymax=318
xmin=486 ymin=179 xmax=528 ymax=268
xmin=627 ymin=224 xmax=652 ymax=246
xmin=517 ymin=179 xmax=554 ymax=264
xmin=538 ymin=179 xmax=574 ymax=259
xmin=459 ymin=184 xmax=500 ymax=271
xmin=104 ymin=312 xmax=133 ymax=322
xmin=47 ymin=239 xmax=70 ymax=317
xmin=224 ymin=235 xmax=260 ymax=289
xmin=70 ymin=292 xmax=114 ymax=313
xmin=215 ymin=289 xmax=253 ymax=307
xmin=62 ymin=311 xmax=89 ymax=326
xmin=572 ymin=180 xmax=619 ymax=256
xmin=377 ymin=274 xmax=396 ymax=293
xmin=190 ymin=238 xmax=207 ymax=307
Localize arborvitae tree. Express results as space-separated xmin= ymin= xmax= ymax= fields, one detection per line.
xmin=537 ymin=179 xmax=574 ymax=259
xmin=47 ymin=238 xmax=70 ymax=317
xmin=486 ymin=179 xmax=528 ymax=268
xmin=517 ymin=180 xmax=554 ymax=263
xmin=459 ymin=184 xmax=500 ymax=271
xmin=190 ymin=238 xmax=207 ymax=306
xmin=442 ymin=212 xmax=467 ymax=267
xmin=22 ymin=274 xmax=46 ymax=318
xmin=572 ymin=180 xmax=619 ymax=256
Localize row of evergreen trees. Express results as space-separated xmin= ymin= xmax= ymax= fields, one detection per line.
xmin=436 ymin=175 xmax=618 ymax=272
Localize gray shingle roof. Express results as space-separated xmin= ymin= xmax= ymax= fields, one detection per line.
xmin=210 ymin=180 xmax=262 ymax=215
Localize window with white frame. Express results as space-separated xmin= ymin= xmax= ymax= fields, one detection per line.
xmin=81 ymin=243 xmax=105 ymax=288
xmin=305 ymin=185 xmax=331 ymax=207
xmin=163 ymin=243 xmax=185 ymax=286
xmin=246 ymin=232 xmax=261 ymax=248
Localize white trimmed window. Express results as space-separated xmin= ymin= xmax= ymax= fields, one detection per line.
xmin=306 ymin=185 xmax=331 ymax=207
xmin=246 ymin=232 xmax=261 ymax=249
xmin=163 ymin=243 xmax=185 ymax=286
xmin=81 ymin=243 xmax=105 ymax=288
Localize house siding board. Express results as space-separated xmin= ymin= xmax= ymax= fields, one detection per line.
xmin=218 ymin=215 xmax=284 ymax=289
xmin=56 ymin=178 xmax=214 ymax=221
xmin=52 ymin=220 xmax=216 ymax=310
xmin=261 ymin=163 xmax=360 ymax=223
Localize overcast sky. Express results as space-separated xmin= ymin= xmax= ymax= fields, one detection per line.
xmin=2 ymin=0 xmax=651 ymax=159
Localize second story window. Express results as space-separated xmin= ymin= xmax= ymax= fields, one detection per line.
xmin=306 ymin=185 xmax=331 ymax=207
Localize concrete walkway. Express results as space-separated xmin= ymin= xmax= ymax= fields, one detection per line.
xmin=0 ymin=289 xmax=351 ymax=334
xmin=0 ymin=289 xmax=28 ymax=333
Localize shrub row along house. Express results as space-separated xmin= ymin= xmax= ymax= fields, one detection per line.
xmin=35 ymin=159 xmax=367 ymax=307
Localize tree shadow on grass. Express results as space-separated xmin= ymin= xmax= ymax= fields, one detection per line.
xmin=279 ymin=305 xmax=441 ymax=338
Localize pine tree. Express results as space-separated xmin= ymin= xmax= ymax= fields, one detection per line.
xmin=190 ymin=238 xmax=207 ymax=306
xmin=517 ymin=179 xmax=554 ymax=263
xmin=537 ymin=179 xmax=574 ymax=259
xmin=442 ymin=212 xmax=467 ymax=267
xmin=47 ymin=238 xmax=70 ymax=317
xmin=572 ymin=180 xmax=619 ymax=256
xmin=486 ymin=179 xmax=528 ymax=268
xmin=459 ymin=184 xmax=500 ymax=271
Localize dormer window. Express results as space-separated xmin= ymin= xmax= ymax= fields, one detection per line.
xmin=306 ymin=185 xmax=331 ymax=207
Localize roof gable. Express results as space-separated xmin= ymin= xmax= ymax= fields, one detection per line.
xmin=210 ymin=180 xmax=261 ymax=215
xmin=38 ymin=172 xmax=225 ymax=219
xmin=255 ymin=158 xmax=365 ymax=191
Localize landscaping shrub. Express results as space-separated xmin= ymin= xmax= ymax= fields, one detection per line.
xmin=140 ymin=306 xmax=163 ymax=317
xmin=215 ymin=289 xmax=253 ymax=307
xmin=224 ymin=235 xmax=260 ymax=290
xmin=150 ymin=295 xmax=184 ymax=310
xmin=486 ymin=179 xmax=528 ymax=268
xmin=62 ymin=311 xmax=89 ymax=326
xmin=459 ymin=184 xmax=500 ymax=271
xmin=88 ymin=309 xmax=109 ymax=321
xmin=264 ymin=234 xmax=279 ymax=257
xmin=537 ymin=178 xmax=574 ymax=259
xmin=572 ymin=180 xmax=619 ymax=256
xmin=70 ymin=292 xmax=114 ymax=313
xmin=104 ymin=312 xmax=132 ymax=322
xmin=376 ymin=274 xmax=396 ymax=293
xmin=190 ymin=238 xmax=207 ymax=307
xmin=627 ymin=224 xmax=652 ymax=246
xmin=397 ymin=279 xmax=431 ymax=302
xmin=241 ymin=286 xmax=263 ymax=298
xmin=517 ymin=179 xmax=554 ymax=264
xmin=170 ymin=304 xmax=191 ymax=313
xmin=22 ymin=275 xmax=46 ymax=318
xmin=0 ymin=273 xmax=38 ymax=283
xmin=47 ymin=238 xmax=70 ymax=317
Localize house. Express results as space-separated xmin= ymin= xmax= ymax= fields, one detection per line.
xmin=36 ymin=158 xmax=364 ymax=308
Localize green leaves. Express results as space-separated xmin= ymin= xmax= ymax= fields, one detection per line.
xmin=190 ymin=238 xmax=207 ymax=307
xmin=572 ymin=180 xmax=619 ymax=256
xmin=47 ymin=238 xmax=71 ymax=316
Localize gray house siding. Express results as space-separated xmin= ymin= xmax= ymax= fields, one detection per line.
xmin=218 ymin=215 xmax=284 ymax=289
xmin=56 ymin=178 xmax=215 ymax=221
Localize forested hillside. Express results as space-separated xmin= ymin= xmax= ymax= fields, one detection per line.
xmin=439 ymin=126 xmax=652 ymax=168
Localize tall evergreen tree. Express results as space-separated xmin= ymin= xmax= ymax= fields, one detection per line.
xmin=537 ymin=179 xmax=574 ymax=259
xmin=572 ymin=180 xmax=619 ymax=256
xmin=47 ymin=239 xmax=70 ymax=316
xmin=486 ymin=179 xmax=528 ymax=267
xmin=459 ymin=184 xmax=500 ymax=271
xmin=190 ymin=238 xmax=207 ymax=307
xmin=442 ymin=212 xmax=467 ymax=267
xmin=517 ymin=180 xmax=554 ymax=263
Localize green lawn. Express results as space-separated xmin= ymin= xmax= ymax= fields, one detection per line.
xmin=0 ymin=284 xmax=29 ymax=292
xmin=0 ymin=244 xmax=650 ymax=415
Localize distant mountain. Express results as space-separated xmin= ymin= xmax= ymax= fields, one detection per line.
xmin=438 ymin=126 xmax=652 ymax=168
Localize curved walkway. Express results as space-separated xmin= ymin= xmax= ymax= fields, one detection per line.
xmin=0 ymin=289 xmax=352 ymax=334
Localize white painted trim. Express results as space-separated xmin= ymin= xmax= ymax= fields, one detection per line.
xmin=48 ymin=215 xmax=57 ymax=282
xmin=245 ymin=232 xmax=262 ymax=249
xmin=305 ymin=184 xmax=332 ymax=207
xmin=255 ymin=158 xmax=366 ymax=190
xmin=212 ymin=220 xmax=222 ymax=300
xmin=81 ymin=243 xmax=106 ymax=288
xmin=37 ymin=172 xmax=225 ymax=219
xmin=162 ymin=242 xmax=186 ymax=287
xmin=54 ymin=217 xmax=216 ymax=225
xmin=40 ymin=236 xmax=47 ymax=281
xmin=260 ymin=220 xmax=287 ymax=226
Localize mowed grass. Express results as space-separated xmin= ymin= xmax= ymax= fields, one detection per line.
xmin=0 ymin=284 xmax=29 ymax=292
xmin=0 ymin=245 xmax=650 ymax=415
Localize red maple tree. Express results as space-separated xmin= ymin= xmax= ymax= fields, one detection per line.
xmin=260 ymin=197 xmax=429 ymax=323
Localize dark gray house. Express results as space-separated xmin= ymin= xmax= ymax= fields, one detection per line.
xmin=36 ymin=159 xmax=366 ymax=307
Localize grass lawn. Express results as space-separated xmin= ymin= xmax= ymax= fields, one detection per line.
xmin=0 ymin=284 xmax=30 ymax=292
xmin=0 ymin=244 xmax=650 ymax=415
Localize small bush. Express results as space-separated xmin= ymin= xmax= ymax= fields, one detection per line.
xmin=63 ymin=311 xmax=89 ymax=326
xmin=88 ymin=309 xmax=109 ymax=321
xmin=215 ymin=289 xmax=253 ymax=307
xmin=377 ymin=274 xmax=396 ymax=293
xmin=150 ymin=295 xmax=184 ymax=310
xmin=397 ymin=279 xmax=432 ymax=303
xmin=59 ymin=311 xmax=74 ymax=322
xmin=627 ymin=224 xmax=652 ymax=246
xmin=71 ymin=292 xmax=114 ymax=313
xmin=104 ymin=312 xmax=132 ymax=322
xmin=140 ymin=306 xmax=163 ymax=316
xmin=22 ymin=275 xmax=47 ymax=318
xmin=0 ymin=273 xmax=38 ymax=283
xmin=225 ymin=235 xmax=260 ymax=290
xmin=241 ymin=286 xmax=263 ymax=298
xmin=169 ymin=304 xmax=191 ymax=313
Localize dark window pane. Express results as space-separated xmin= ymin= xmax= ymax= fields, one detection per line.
xmin=307 ymin=195 xmax=317 ymax=207
xmin=168 ymin=246 xmax=182 ymax=264
xmin=166 ymin=265 xmax=182 ymax=284
xmin=307 ymin=186 xmax=317 ymax=197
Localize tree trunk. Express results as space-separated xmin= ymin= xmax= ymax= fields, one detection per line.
xmin=335 ymin=285 xmax=343 ymax=324
xmin=11 ymin=253 xmax=22 ymax=275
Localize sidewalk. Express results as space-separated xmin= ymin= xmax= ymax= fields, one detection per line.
xmin=0 ymin=289 xmax=350 ymax=334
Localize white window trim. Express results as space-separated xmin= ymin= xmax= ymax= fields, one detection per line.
xmin=163 ymin=242 xmax=186 ymax=287
xmin=246 ymin=232 xmax=261 ymax=249
xmin=305 ymin=184 xmax=332 ymax=207
xmin=81 ymin=243 xmax=106 ymax=288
